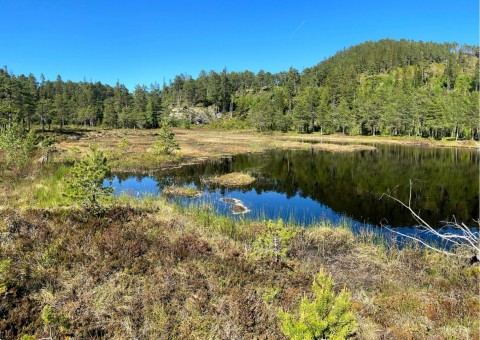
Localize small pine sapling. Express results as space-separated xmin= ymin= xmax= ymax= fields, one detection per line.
xmin=65 ymin=146 xmax=113 ymax=214
xmin=251 ymin=219 xmax=296 ymax=263
xmin=41 ymin=305 xmax=71 ymax=338
xmin=118 ymin=137 xmax=131 ymax=153
xmin=153 ymin=119 xmax=179 ymax=155
xmin=278 ymin=268 xmax=357 ymax=340
xmin=0 ymin=124 xmax=37 ymax=174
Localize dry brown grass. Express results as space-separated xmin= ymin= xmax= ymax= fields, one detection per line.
xmin=275 ymin=140 xmax=377 ymax=152
xmin=1 ymin=127 xmax=478 ymax=338
xmin=1 ymin=204 xmax=478 ymax=339
xmin=208 ymin=172 xmax=256 ymax=187
xmin=162 ymin=185 xmax=202 ymax=198
xmin=49 ymin=128 xmax=477 ymax=174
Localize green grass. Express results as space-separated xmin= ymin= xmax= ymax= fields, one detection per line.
xmin=19 ymin=165 xmax=73 ymax=208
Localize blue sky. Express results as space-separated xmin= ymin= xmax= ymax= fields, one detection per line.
xmin=1 ymin=0 xmax=478 ymax=90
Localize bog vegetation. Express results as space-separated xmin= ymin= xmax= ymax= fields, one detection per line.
xmin=0 ymin=39 xmax=479 ymax=338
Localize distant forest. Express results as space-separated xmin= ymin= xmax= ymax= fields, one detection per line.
xmin=1 ymin=39 xmax=478 ymax=139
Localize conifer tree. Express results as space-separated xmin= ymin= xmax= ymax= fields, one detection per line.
xmin=278 ymin=268 xmax=357 ymax=340
xmin=153 ymin=119 xmax=179 ymax=155
xmin=0 ymin=123 xmax=36 ymax=174
xmin=65 ymin=146 xmax=112 ymax=214
xmin=251 ymin=219 xmax=296 ymax=263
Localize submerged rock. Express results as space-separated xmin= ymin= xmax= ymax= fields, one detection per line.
xmin=220 ymin=197 xmax=250 ymax=214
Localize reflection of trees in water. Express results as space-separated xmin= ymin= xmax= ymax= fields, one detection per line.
xmin=252 ymin=146 xmax=478 ymax=227
xmin=117 ymin=145 xmax=478 ymax=228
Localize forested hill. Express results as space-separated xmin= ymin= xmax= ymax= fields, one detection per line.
xmin=1 ymin=39 xmax=478 ymax=139
xmin=302 ymin=39 xmax=477 ymax=98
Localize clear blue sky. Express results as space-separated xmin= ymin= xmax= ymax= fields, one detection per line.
xmin=1 ymin=0 xmax=478 ymax=90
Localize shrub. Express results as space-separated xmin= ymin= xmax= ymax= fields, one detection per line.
xmin=118 ymin=137 xmax=131 ymax=153
xmin=153 ymin=119 xmax=179 ymax=155
xmin=181 ymin=119 xmax=191 ymax=129
xmin=251 ymin=219 xmax=296 ymax=263
xmin=41 ymin=305 xmax=71 ymax=337
xmin=278 ymin=268 xmax=357 ymax=339
xmin=65 ymin=146 xmax=113 ymax=214
xmin=0 ymin=124 xmax=37 ymax=175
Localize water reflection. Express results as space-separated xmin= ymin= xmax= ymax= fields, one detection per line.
xmin=109 ymin=144 xmax=479 ymax=230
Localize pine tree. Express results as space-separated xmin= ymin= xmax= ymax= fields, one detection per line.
xmin=153 ymin=119 xmax=179 ymax=155
xmin=0 ymin=123 xmax=36 ymax=175
xmin=251 ymin=219 xmax=296 ymax=263
xmin=278 ymin=268 xmax=357 ymax=340
xmin=65 ymin=146 xmax=112 ymax=214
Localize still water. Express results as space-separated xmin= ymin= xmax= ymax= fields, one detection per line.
xmin=108 ymin=144 xmax=479 ymax=236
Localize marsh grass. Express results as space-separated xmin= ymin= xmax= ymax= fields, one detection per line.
xmin=29 ymin=165 xmax=72 ymax=208
xmin=50 ymin=128 xmax=477 ymax=176
xmin=1 ymin=194 xmax=478 ymax=339
xmin=162 ymin=185 xmax=202 ymax=198
xmin=1 ymin=127 xmax=478 ymax=338
xmin=207 ymin=172 xmax=255 ymax=187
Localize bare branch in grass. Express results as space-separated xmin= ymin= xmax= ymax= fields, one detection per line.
xmin=380 ymin=182 xmax=479 ymax=259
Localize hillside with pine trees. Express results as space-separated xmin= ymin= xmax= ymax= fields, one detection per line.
xmin=1 ymin=39 xmax=478 ymax=139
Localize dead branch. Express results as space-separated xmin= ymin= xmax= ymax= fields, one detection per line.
xmin=380 ymin=182 xmax=479 ymax=258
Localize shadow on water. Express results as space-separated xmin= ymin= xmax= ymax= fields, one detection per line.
xmin=107 ymin=144 xmax=479 ymax=243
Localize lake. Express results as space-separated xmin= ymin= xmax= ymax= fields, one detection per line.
xmin=108 ymin=144 xmax=479 ymax=239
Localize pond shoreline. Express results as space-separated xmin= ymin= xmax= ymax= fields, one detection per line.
xmin=108 ymin=144 xmax=478 ymax=231
xmin=51 ymin=128 xmax=479 ymax=174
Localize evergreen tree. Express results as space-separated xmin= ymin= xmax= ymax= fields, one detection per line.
xmin=248 ymin=95 xmax=277 ymax=131
xmin=293 ymin=87 xmax=320 ymax=133
xmin=133 ymin=85 xmax=148 ymax=128
xmin=146 ymin=84 xmax=162 ymax=128
xmin=54 ymin=93 xmax=69 ymax=130
xmin=102 ymin=97 xmax=118 ymax=128
xmin=153 ymin=119 xmax=179 ymax=155
xmin=251 ymin=219 xmax=296 ymax=263
xmin=36 ymin=98 xmax=53 ymax=131
xmin=65 ymin=146 xmax=112 ymax=214
xmin=0 ymin=123 xmax=36 ymax=174
xmin=278 ymin=269 xmax=357 ymax=340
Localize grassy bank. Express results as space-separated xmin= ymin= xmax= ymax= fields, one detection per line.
xmin=0 ymin=196 xmax=478 ymax=338
xmin=0 ymin=127 xmax=478 ymax=338
xmin=43 ymin=127 xmax=478 ymax=174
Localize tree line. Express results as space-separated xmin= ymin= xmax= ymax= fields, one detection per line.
xmin=1 ymin=39 xmax=478 ymax=139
